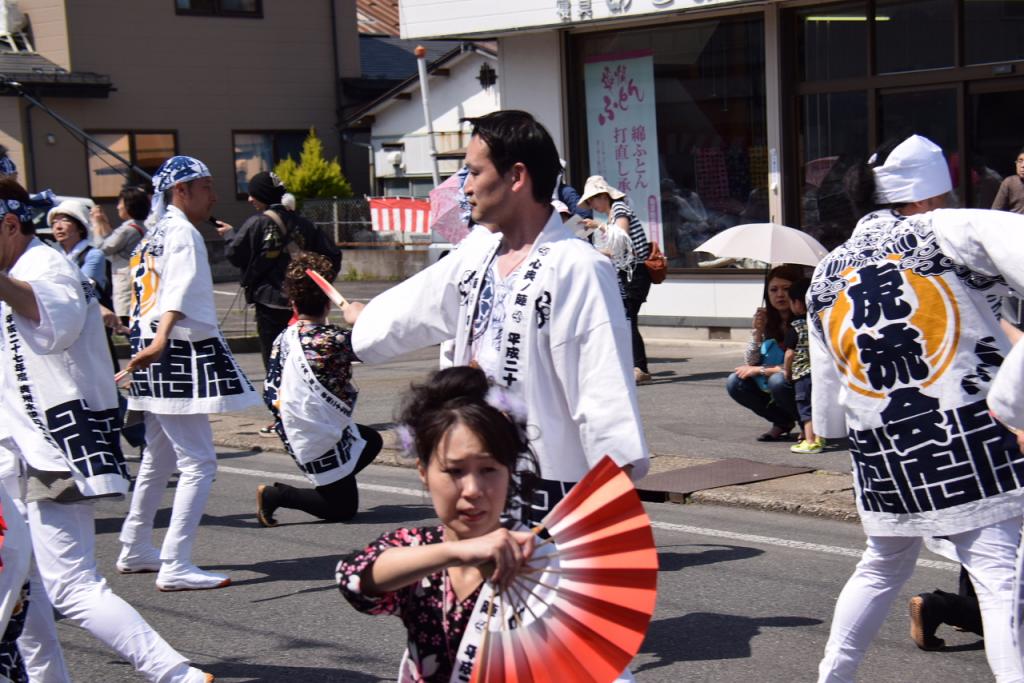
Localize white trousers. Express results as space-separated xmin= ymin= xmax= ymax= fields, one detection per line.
xmin=120 ymin=413 xmax=216 ymax=563
xmin=818 ymin=516 xmax=1024 ymax=683
xmin=18 ymin=564 xmax=71 ymax=683
xmin=26 ymin=500 xmax=195 ymax=683
xmin=0 ymin=469 xmax=71 ymax=683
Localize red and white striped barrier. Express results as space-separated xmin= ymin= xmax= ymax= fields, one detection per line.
xmin=369 ymin=198 xmax=431 ymax=234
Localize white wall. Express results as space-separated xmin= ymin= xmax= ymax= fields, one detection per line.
xmin=399 ymin=0 xmax=750 ymax=39
xmin=642 ymin=274 xmax=764 ymax=322
xmin=497 ymin=32 xmax=566 ymax=159
xmin=372 ymin=53 xmax=500 ymax=179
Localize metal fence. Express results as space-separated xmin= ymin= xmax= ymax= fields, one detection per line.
xmin=301 ymin=197 xmax=378 ymax=244
xmin=301 ymin=197 xmax=434 ymax=245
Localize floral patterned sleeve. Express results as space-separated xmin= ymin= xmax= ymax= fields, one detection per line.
xmin=336 ymin=526 xmax=439 ymax=617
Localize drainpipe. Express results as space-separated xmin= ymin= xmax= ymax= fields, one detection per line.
xmin=23 ymin=99 xmax=35 ymax=189
xmin=329 ymin=0 xmax=343 ymax=160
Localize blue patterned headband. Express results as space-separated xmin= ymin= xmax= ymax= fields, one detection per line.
xmin=153 ymin=155 xmax=210 ymax=192
xmin=149 ymin=155 xmax=211 ymax=224
xmin=0 ymin=198 xmax=33 ymax=225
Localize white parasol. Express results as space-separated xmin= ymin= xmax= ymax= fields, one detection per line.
xmin=694 ymin=222 xmax=828 ymax=267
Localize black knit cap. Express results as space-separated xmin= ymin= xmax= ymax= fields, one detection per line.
xmin=248 ymin=171 xmax=286 ymax=205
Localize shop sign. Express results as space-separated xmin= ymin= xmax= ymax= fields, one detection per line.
xmin=400 ymin=0 xmax=748 ymax=39
xmin=584 ymin=51 xmax=663 ymax=246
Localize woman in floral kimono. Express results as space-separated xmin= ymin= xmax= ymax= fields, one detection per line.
xmin=336 ymin=366 xmax=538 ymax=682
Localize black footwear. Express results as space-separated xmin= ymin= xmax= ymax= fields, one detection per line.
xmin=256 ymin=484 xmax=280 ymax=527
xmin=756 ymin=425 xmax=795 ymax=442
xmin=909 ymin=593 xmax=946 ymax=650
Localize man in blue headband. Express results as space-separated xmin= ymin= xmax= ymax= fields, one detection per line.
xmin=0 ymin=177 xmax=213 ymax=682
xmin=118 ymin=156 xmax=259 ymax=592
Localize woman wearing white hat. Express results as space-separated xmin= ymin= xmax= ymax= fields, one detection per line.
xmin=48 ymin=200 xmax=108 ymax=302
xmin=578 ymin=175 xmax=653 ymax=385
xmin=809 ymin=134 xmax=1024 ymax=681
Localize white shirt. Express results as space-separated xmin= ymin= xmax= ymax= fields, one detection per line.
xmin=353 ymin=211 xmax=649 ymax=483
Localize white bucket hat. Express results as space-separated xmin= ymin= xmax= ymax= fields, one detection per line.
xmin=578 ymin=175 xmax=625 ymax=209
xmin=47 ymin=199 xmax=93 ymax=237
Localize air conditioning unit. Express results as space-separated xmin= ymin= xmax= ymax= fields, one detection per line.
xmin=386 ymin=150 xmax=404 ymax=168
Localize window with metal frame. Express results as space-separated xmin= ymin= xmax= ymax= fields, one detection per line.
xmin=232 ymin=130 xmax=305 ymax=197
xmin=85 ymin=131 xmax=177 ymax=199
xmin=174 ymin=0 xmax=262 ymax=18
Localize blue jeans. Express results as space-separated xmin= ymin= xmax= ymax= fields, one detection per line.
xmin=726 ymin=371 xmax=798 ymax=430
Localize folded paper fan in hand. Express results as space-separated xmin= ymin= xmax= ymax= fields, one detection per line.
xmin=469 ymin=456 xmax=659 ymax=683
xmin=305 ymin=268 xmax=348 ymax=308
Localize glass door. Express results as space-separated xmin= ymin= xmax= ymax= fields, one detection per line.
xmin=967 ymin=79 xmax=1024 ymax=209
xmin=877 ymin=86 xmax=961 ymax=204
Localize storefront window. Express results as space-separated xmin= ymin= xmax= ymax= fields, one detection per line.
xmin=787 ymin=0 xmax=1024 ymax=242
xmin=572 ymin=16 xmax=768 ymax=268
xmin=799 ymin=92 xmax=868 ymax=250
xmin=964 ymin=0 xmax=1024 ymax=65
xmin=878 ymin=88 xmax=959 ymax=202
xmin=968 ymin=87 xmax=1024 ymax=208
xmin=875 ymin=0 xmax=955 ymax=73
xmin=797 ymin=4 xmax=868 ymax=81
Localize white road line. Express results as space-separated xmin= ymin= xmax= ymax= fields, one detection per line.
xmin=217 ymin=464 xmax=958 ymax=572
xmin=213 ymin=290 xmax=237 ymax=296
xmin=649 ymin=520 xmax=957 ymax=572
xmin=219 ymin=465 xmax=424 ymax=498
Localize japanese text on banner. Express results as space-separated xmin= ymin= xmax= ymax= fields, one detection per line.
xmin=584 ymin=51 xmax=662 ymax=246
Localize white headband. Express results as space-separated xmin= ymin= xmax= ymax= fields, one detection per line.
xmin=872 ymin=135 xmax=952 ymax=205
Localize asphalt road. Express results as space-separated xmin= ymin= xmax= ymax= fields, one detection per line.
xmin=56 ymin=456 xmax=988 ymax=682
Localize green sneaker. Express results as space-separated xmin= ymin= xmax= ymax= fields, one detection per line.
xmin=791 ymin=438 xmax=824 ymax=454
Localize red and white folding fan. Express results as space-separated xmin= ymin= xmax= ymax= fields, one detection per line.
xmin=305 ymin=268 xmax=348 ymax=308
xmin=472 ymin=456 xmax=659 ymax=683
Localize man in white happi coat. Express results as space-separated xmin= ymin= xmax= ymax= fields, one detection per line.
xmin=345 ymin=110 xmax=649 ymax=524
xmin=988 ymin=335 xmax=1024 ymax=669
xmin=809 ymin=135 xmax=1024 ymax=682
xmin=0 ymin=179 xmax=212 ymax=682
xmin=118 ymin=156 xmax=259 ymax=591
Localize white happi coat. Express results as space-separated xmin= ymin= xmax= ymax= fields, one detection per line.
xmin=0 ymin=238 xmax=128 ymax=496
xmin=989 ymin=339 xmax=1024 ymax=432
xmin=810 ymin=208 xmax=1024 ymax=536
xmin=264 ymin=324 xmax=366 ymax=486
xmin=352 ymin=211 xmax=649 ymax=483
xmin=127 ymin=205 xmax=258 ymax=414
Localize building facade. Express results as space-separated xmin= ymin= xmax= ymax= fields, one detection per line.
xmin=400 ymin=0 xmax=1024 ymax=333
xmin=1 ymin=0 xmax=360 ymax=231
xmin=344 ymin=42 xmax=499 ymax=197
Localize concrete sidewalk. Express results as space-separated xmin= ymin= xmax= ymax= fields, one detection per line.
xmin=204 ymin=335 xmax=861 ymax=525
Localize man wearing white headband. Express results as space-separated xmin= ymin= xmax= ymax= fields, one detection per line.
xmin=809 ymin=134 xmax=1024 ymax=681
xmin=119 ymin=156 xmax=259 ymax=591
xmin=0 ymin=179 xmax=213 ymax=682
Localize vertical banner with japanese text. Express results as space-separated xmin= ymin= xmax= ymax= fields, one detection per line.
xmin=584 ymin=50 xmax=662 ymax=246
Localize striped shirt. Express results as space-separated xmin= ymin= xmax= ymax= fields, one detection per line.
xmin=610 ymin=200 xmax=650 ymax=264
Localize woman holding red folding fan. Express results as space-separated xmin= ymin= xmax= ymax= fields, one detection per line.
xmin=337 ymin=365 xmax=656 ymax=683
xmin=336 ymin=367 xmax=538 ymax=682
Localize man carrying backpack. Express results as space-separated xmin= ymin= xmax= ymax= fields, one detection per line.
xmin=224 ymin=171 xmax=342 ymax=374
